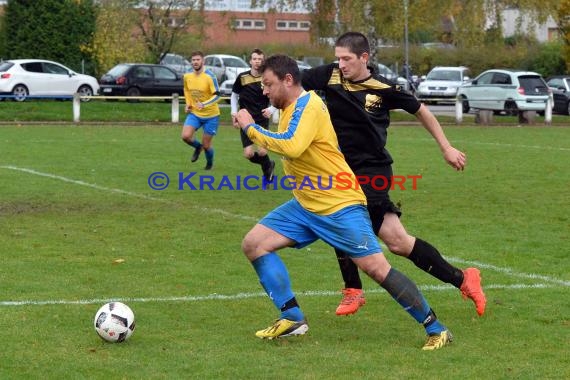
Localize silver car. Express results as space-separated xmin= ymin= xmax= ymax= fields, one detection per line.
xmin=457 ymin=69 xmax=551 ymax=114
xmin=0 ymin=59 xmax=99 ymax=102
xmin=416 ymin=66 xmax=470 ymax=103
xmin=203 ymin=54 xmax=249 ymax=83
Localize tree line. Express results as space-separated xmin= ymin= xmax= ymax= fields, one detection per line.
xmin=0 ymin=0 xmax=567 ymax=77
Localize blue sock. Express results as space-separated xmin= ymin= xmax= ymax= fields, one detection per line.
xmin=251 ymin=253 xmax=304 ymax=321
xmin=204 ymin=147 xmax=214 ymax=164
xmin=380 ymin=268 xmax=446 ymax=335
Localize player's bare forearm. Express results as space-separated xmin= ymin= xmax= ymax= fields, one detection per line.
xmin=416 ymin=104 xmax=466 ymax=171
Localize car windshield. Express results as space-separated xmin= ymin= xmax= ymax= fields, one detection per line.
xmin=0 ymin=61 xmax=14 ymax=71
xmin=222 ymin=57 xmax=248 ymax=68
xmin=106 ymin=64 xmax=131 ymax=77
xmin=427 ymin=70 xmax=462 ymax=81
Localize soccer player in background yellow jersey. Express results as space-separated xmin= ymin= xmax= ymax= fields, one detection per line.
xmin=234 ymin=54 xmax=452 ymax=350
xmin=181 ymin=51 xmax=221 ymax=170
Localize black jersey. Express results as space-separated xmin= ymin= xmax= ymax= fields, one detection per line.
xmin=232 ymin=70 xmax=270 ymax=123
xmin=302 ymin=63 xmax=421 ymax=170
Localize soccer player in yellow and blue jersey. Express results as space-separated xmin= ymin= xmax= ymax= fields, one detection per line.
xmin=181 ymin=51 xmax=221 ymax=170
xmin=234 ymin=54 xmax=452 ymax=350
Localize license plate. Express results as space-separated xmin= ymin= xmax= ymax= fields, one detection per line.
xmin=103 ymin=88 xmax=112 ymax=93
xmin=431 ymin=92 xmax=444 ymax=96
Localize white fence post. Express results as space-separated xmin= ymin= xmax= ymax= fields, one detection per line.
xmin=73 ymin=93 xmax=81 ymax=123
xmin=545 ymin=95 xmax=553 ymax=125
xmin=455 ymin=98 xmax=463 ymax=124
xmin=171 ymin=93 xmax=180 ymax=123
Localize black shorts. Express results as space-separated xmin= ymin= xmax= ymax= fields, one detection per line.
xmin=354 ymin=165 xmax=402 ymax=233
xmin=240 ymin=118 xmax=269 ymax=148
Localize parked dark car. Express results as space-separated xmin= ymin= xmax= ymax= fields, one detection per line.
xmin=99 ymin=64 xmax=183 ymax=98
xmin=546 ymin=75 xmax=570 ymax=115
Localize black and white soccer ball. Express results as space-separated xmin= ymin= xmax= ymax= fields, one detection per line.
xmin=94 ymin=302 xmax=136 ymax=343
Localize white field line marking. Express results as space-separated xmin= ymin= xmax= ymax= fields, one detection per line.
xmin=401 ymin=137 xmax=570 ymax=152
xmin=0 ymin=165 xmax=257 ymax=221
xmin=2 ymin=165 xmax=568 ymax=308
xmin=448 ymin=257 xmax=570 ymax=287
xmin=0 ymin=283 xmax=565 ymax=307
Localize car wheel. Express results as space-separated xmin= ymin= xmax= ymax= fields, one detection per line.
xmin=126 ymin=87 xmax=141 ymax=102
xmin=460 ymin=95 xmax=470 ymax=113
xmin=567 ymin=101 xmax=570 ymax=116
xmin=77 ymin=85 xmax=94 ymax=102
xmin=12 ymin=84 xmax=29 ymax=102
xmin=504 ymin=101 xmax=518 ymax=116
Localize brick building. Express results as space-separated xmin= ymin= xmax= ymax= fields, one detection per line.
xmin=201 ymin=10 xmax=312 ymax=48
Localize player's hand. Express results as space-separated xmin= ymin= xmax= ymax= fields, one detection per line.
xmin=196 ymin=101 xmax=204 ymax=110
xmin=443 ymin=146 xmax=466 ymax=171
xmin=235 ymin=109 xmax=255 ymax=130
xmin=185 ymin=104 xmax=192 ymax=113
xmin=231 ymin=113 xmax=239 ymax=129
xmin=261 ymin=107 xmax=272 ymax=119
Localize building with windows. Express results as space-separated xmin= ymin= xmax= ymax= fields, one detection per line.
xmin=501 ymin=9 xmax=560 ymax=42
xmin=199 ymin=0 xmax=313 ymax=48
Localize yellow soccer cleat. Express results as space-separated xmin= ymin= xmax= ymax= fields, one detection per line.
xmin=255 ymin=318 xmax=309 ymax=339
xmin=422 ymin=330 xmax=453 ymax=351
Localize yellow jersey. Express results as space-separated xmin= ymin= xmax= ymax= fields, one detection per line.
xmin=183 ymin=69 xmax=220 ymax=118
xmin=246 ymin=90 xmax=366 ymax=215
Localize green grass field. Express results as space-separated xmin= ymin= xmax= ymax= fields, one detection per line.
xmin=1 ymin=118 xmax=569 ymax=379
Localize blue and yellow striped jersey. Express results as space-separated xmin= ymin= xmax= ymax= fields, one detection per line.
xmin=246 ymin=90 xmax=366 ymax=215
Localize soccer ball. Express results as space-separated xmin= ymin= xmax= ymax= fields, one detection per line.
xmin=94 ymin=302 xmax=136 ymax=343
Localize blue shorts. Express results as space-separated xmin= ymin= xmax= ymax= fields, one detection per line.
xmin=184 ymin=114 xmax=220 ymax=136
xmin=259 ymin=199 xmax=382 ymax=258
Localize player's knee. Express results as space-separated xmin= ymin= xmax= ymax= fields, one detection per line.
xmin=385 ymin=235 xmax=414 ymax=256
xmin=243 ymin=149 xmax=254 ymax=159
xmin=241 ymin=234 xmax=258 ymax=258
xmin=359 ymin=256 xmax=390 ymax=283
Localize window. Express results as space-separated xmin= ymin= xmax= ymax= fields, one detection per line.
xmin=22 ymin=62 xmax=44 ymax=73
xmin=491 ymin=73 xmax=512 ymax=85
xmin=43 ymin=63 xmax=68 ymax=75
xmin=233 ymin=19 xmax=266 ymax=30
xmin=169 ymin=18 xmax=186 ymax=27
xmin=275 ymin=20 xmax=310 ymax=31
xmin=476 ymin=72 xmax=494 ymax=85
xmin=133 ymin=66 xmax=152 ymax=79
xmin=153 ymin=66 xmax=177 ymax=80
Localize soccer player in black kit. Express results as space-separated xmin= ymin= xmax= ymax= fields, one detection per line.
xmin=231 ymin=48 xmax=276 ymax=181
xmin=301 ymin=32 xmax=486 ymax=327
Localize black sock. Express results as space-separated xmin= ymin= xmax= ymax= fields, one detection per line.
xmin=249 ymin=152 xmax=264 ymax=165
xmin=407 ymin=238 xmax=464 ymax=288
xmin=334 ymin=248 xmax=362 ymax=289
xmin=280 ymin=297 xmax=299 ymax=312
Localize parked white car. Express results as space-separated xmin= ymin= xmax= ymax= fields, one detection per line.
xmin=0 ymin=59 xmax=99 ymax=101
xmin=457 ymin=69 xmax=551 ymax=114
xmin=160 ymin=53 xmax=192 ymax=75
xmin=204 ymin=54 xmax=249 ymax=84
xmin=416 ymin=66 xmax=470 ymax=103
